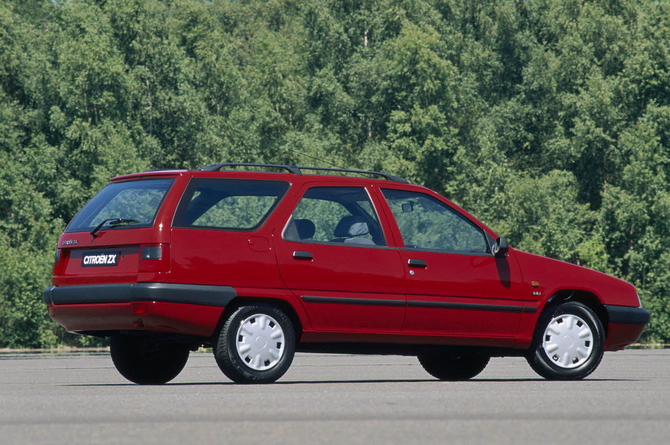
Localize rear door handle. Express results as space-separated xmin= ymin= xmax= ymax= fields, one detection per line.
xmin=408 ymin=258 xmax=427 ymax=268
xmin=293 ymin=251 xmax=313 ymax=260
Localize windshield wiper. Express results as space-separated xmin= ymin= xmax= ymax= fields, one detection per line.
xmin=90 ymin=218 xmax=139 ymax=237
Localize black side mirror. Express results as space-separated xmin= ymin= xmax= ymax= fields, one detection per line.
xmin=492 ymin=237 xmax=509 ymax=258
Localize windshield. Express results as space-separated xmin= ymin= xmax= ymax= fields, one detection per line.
xmin=66 ymin=178 xmax=175 ymax=233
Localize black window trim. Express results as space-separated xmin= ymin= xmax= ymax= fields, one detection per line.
xmin=282 ymin=234 xmax=396 ymax=250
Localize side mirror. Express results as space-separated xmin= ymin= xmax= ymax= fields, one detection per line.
xmin=492 ymin=237 xmax=509 ymax=258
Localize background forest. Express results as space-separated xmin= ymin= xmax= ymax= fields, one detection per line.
xmin=1 ymin=0 xmax=669 ymax=347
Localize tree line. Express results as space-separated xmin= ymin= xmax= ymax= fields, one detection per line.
xmin=1 ymin=0 xmax=669 ymax=347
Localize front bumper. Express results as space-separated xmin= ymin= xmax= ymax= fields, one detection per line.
xmin=605 ymin=305 xmax=651 ymax=325
xmin=604 ymin=305 xmax=650 ymax=350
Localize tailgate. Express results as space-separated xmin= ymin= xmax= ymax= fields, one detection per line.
xmin=52 ymin=176 xmax=178 ymax=287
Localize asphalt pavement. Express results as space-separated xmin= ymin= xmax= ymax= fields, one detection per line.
xmin=0 ymin=349 xmax=668 ymax=445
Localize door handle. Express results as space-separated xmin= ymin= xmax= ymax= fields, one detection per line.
xmin=408 ymin=258 xmax=427 ymax=268
xmin=293 ymin=251 xmax=313 ymax=260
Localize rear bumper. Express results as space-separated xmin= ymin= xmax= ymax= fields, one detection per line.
xmin=44 ymin=282 xmax=237 ymax=307
xmin=604 ymin=305 xmax=650 ymax=351
xmin=44 ymin=283 xmax=237 ymax=337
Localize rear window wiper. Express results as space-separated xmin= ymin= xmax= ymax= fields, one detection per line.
xmin=90 ymin=218 xmax=139 ymax=237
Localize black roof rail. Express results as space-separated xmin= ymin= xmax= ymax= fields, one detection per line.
xmin=200 ymin=163 xmax=302 ymax=175
xmin=199 ymin=162 xmax=408 ymax=183
xmin=297 ymin=166 xmax=408 ymax=183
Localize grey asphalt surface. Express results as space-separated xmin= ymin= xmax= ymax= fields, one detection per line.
xmin=0 ymin=349 xmax=668 ymax=445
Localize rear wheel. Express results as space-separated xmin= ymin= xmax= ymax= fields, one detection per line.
xmin=418 ymin=353 xmax=490 ymax=381
xmin=110 ymin=335 xmax=190 ymax=384
xmin=526 ymin=302 xmax=605 ymax=380
xmin=214 ymin=304 xmax=296 ymax=384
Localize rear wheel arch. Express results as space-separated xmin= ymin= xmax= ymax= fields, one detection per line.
xmin=216 ymin=297 xmax=304 ymax=341
xmin=213 ymin=301 xmax=297 ymax=383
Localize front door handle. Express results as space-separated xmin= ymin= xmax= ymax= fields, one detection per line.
xmin=293 ymin=251 xmax=313 ymax=260
xmin=408 ymin=258 xmax=427 ymax=268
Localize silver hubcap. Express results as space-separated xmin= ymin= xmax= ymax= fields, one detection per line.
xmin=542 ymin=313 xmax=593 ymax=369
xmin=235 ymin=314 xmax=285 ymax=371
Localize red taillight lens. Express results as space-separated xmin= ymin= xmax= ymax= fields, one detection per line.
xmin=138 ymin=244 xmax=170 ymax=273
xmin=52 ymin=248 xmax=66 ymax=275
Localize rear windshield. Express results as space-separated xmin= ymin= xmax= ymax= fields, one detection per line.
xmin=173 ymin=178 xmax=289 ymax=231
xmin=66 ymin=178 xmax=175 ymax=233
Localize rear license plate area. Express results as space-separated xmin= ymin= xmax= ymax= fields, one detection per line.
xmin=81 ymin=251 xmax=121 ymax=267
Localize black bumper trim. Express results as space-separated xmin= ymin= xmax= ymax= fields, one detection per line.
xmin=302 ymin=296 xmax=406 ymax=307
xmin=301 ymin=295 xmax=524 ymax=313
xmin=605 ymin=305 xmax=651 ymax=325
xmin=407 ymin=300 xmax=523 ymax=313
xmin=44 ymin=283 xmax=237 ymax=307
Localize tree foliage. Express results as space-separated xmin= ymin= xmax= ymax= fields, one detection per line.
xmin=2 ymin=0 xmax=670 ymax=346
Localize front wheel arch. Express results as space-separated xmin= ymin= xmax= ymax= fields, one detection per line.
xmin=543 ymin=290 xmax=609 ymax=336
xmin=526 ymin=301 xmax=605 ymax=380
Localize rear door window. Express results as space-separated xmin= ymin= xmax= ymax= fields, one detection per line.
xmin=66 ymin=178 xmax=175 ymax=233
xmin=283 ymin=186 xmax=386 ymax=246
xmin=173 ymin=178 xmax=289 ymax=231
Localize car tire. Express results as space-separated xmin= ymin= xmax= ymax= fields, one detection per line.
xmin=526 ymin=301 xmax=605 ymax=380
xmin=417 ymin=353 xmax=490 ymax=380
xmin=214 ymin=304 xmax=296 ymax=384
xmin=110 ymin=335 xmax=190 ymax=385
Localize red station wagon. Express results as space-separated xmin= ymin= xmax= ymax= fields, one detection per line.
xmin=44 ymin=163 xmax=650 ymax=384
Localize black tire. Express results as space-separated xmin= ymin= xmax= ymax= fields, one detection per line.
xmin=526 ymin=301 xmax=605 ymax=380
xmin=418 ymin=353 xmax=490 ymax=381
xmin=214 ymin=304 xmax=296 ymax=384
xmin=110 ymin=335 xmax=190 ymax=385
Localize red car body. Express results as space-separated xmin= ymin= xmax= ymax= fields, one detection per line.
xmin=44 ymin=165 xmax=649 ymax=384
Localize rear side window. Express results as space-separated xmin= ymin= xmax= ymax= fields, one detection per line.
xmin=66 ymin=178 xmax=175 ymax=233
xmin=173 ymin=178 xmax=289 ymax=231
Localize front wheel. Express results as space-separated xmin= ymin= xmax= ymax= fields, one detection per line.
xmin=526 ymin=302 xmax=605 ymax=380
xmin=110 ymin=335 xmax=190 ymax=384
xmin=214 ymin=304 xmax=296 ymax=384
xmin=418 ymin=353 xmax=490 ymax=381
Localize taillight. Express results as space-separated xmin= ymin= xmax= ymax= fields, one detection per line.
xmin=138 ymin=244 xmax=171 ymax=273
xmin=53 ymin=248 xmax=65 ymax=275
xmin=141 ymin=246 xmax=162 ymax=260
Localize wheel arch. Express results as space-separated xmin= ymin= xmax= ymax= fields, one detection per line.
xmin=527 ymin=290 xmax=608 ymax=379
xmin=216 ymin=297 xmax=304 ymax=341
xmin=545 ymin=289 xmax=609 ymax=336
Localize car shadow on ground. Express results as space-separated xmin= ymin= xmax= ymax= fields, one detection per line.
xmin=63 ymin=377 xmax=641 ymax=387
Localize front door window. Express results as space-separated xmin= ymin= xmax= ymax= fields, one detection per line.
xmin=382 ymin=189 xmax=488 ymax=253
